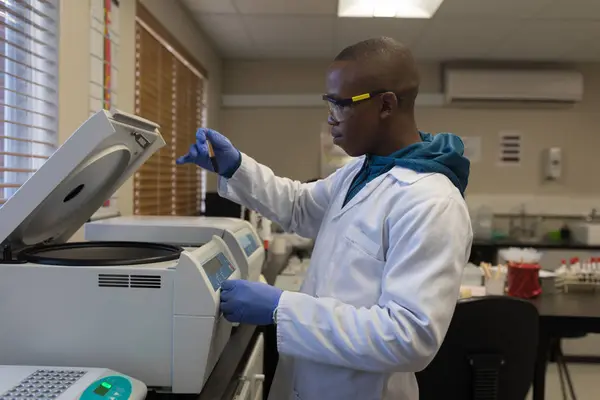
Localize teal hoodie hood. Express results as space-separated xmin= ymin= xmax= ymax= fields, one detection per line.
xmin=344 ymin=131 xmax=470 ymax=206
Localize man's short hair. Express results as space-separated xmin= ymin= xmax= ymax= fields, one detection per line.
xmin=334 ymin=37 xmax=420 ymax=105
xmin=335 ymin=37 xmax=410 ymax=62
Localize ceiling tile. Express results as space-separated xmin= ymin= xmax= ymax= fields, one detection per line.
xmin=181 ymin=0 xmax=237 ymax=14
xmin=435 ymin=0 xmax=553 ymax=18
xmin=412 ymin=19 xmax=518 ymax=59
xmin=185 ymin=0 xmax=600 ymax=61
xmin=334 ymin=18 xmax=429 ymax=52
xmin=233 ymin=0 xmax=337 ymax=15
xmin=492 ymin=21 xmax=599 ymax=60
xmin=197 ymin=14 xmax=257 ymax=57
xmin=243 ymin=16 xmax=335 ymax=57
xmin=535 ymin=0 xmax=600 ymax=20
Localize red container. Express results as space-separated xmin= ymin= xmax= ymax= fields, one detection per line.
xmin=507 ymin=262 xmax=542 ymax=299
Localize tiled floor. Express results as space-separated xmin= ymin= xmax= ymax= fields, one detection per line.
xmin=526 ymin=363 xmax=600 ymax=400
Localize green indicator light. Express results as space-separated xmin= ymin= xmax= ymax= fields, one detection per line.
xmin=101 ymin=382 xmax=112 ymax=389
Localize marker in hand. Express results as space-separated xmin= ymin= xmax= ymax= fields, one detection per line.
xmin=176 ymin=128 xmax=240 ymax=177
xmin=207 ymin=139 xmax=219 ymax=174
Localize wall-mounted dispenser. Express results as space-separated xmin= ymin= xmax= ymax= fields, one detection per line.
xmin=543 ymin=147 xmax=562 ymax=181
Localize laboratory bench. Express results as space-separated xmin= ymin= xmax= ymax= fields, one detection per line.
xmin=530 ymin=292 xmax=600 ymax=400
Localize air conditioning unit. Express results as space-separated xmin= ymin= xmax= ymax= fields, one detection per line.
xmin=444 ymin=68 xmax=584 ymax=105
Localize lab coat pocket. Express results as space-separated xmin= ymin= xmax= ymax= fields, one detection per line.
xmin=344 ymin=225 xmax=382 ymax=261
xmin=333 ymin=226 xmax=385 ymax=306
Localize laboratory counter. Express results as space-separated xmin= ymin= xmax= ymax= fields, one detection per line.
xmin=146 ymin=251 xmax=289 ymax=400
xmin=528 ymin=292 xmax=600 ymax=400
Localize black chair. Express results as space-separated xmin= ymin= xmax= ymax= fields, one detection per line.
xmin=416 ymin=296 xmax=539 ymax=400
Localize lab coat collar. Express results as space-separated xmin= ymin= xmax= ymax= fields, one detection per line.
xmin=333 ymin=173 xmax=388 ymax=219
xmin=388 ymin=166 xmax=435 ymax=185
xmin=332 ymin=166 xmax=435 ymax=220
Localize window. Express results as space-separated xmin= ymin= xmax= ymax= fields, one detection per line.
xmin=133 ymin=4 xmax=207 ymax=216
xmin=0 ymin=0 xmax=59 ymax=206
xmin=89 ymin=0 xmax=119 ymax=115
xmin=89 ymin=0 xmax=120 ymax=218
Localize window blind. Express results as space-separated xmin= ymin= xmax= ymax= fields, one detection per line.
xmin=0 ymin=0 xmax=59 ymax=205
xmin=89 ymin=0 xmax=120 ymax=218
xmin=134 ymin=16 xmax=206 ymax=216
xmin=89 ymin=0 xmax=119 ymax=115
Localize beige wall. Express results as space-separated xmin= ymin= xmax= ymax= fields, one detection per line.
xmin=57 ymin=0 xmax=91 ymax=145
xmin=220 ymin=60 xmax=600 ymax=200
xmin=222 ymin=60 xmax=442 ymax=94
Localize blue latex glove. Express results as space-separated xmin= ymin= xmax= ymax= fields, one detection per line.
xmin=176 ymin=128 xmax=241 ymax=178
xmin=220 ymin=280 xmax=283 ymax=326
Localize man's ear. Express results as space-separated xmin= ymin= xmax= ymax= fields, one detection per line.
xmin=380 ymin=92 xmax=398 ymax=119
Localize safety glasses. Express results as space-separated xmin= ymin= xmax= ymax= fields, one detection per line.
xmin=322 ymin=90 xmax=389 ymax=123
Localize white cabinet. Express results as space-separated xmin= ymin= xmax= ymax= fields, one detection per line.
xmin=238 ymin=333 xmax=265 ymax=400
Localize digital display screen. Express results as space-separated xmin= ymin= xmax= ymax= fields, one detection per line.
xmin=204 ymin=253 xmax=236 ymax=291
xmin=239 ymin=233 xmax=259 ymax=257
xmin=203 ymin=256 xmax=222 ymax=276
xmin=93 ymin=382 xmax=112 ymax=396
xmin=247 ymin=234 xmax=258 ymax=249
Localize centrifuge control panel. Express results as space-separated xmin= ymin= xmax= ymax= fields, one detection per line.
xmin=203 ymin=252 xmax=236 ymax=291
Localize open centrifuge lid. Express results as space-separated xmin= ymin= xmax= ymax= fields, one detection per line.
xmin=0 ymin=110 xmax=165 ymax=253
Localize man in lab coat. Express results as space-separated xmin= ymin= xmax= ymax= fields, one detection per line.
xmin=177 ymin=37 xmax=473 ymax=400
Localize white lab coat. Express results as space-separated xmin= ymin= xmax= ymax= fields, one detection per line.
xmin=218 ymin=153 xmax=473 ymax=400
